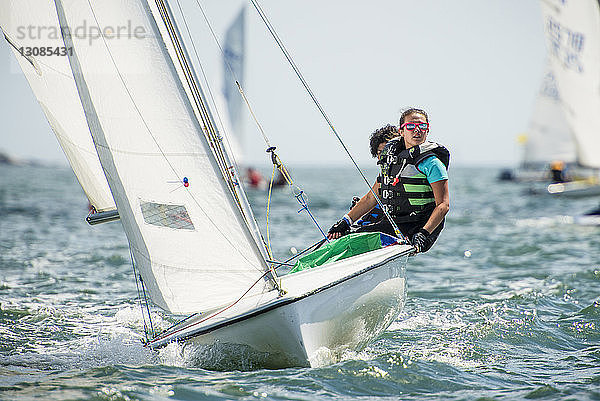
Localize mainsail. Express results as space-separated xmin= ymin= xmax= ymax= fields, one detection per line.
xmin=539 ymin=0 xmax=600 ymax=169
xmin=522 ymin=64 xmax=576 ymax=169
xmin=0 ymin=1 xmax=115 ymax=212
xmin=49 ymin=0 xmax=271 ymax=314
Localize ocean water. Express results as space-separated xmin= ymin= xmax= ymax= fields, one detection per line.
xmin=1 ymin=163 xmax=599 ymax=400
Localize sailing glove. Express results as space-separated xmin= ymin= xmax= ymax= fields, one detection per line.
xmin=328 ymin=214 xmax=352 ymax=237
xmin=411 ymin=228 xmax=429 ymax=253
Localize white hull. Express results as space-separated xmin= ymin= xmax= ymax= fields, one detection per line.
xmin=147 ymin=245 xmax=412 ymax=368
xmin=547 ymin=181 xmax=600 ymax=198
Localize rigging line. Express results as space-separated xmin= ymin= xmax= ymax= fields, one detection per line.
xmin=138 ymin=272 xmax=155 ymax=337
xmin=154 ymin=1 xmax=230 ymax=180
xmin=172 ymin=0 xmax=243 ymax=176
xmin=267 ymin=238 xmax=327 ymax=269
xmin=129 ymin=245 xmax=152 ymax=341
xmin=154 ymin=0 xmax=275 ymax=278
xmin=192 ymin=0 xmax=272 ymax=147
xmin=83 ymin=2 xmax=264 ymax=272
xmin=265 ymin=164 xmax=277 ymax=259
xmin=249 ymin=0 xmax=405 ymax=241
xmin=166 ymin=0 xmax=277 ymax=287
xmin=191 ymin=1 xmax=330 ymax=248
xmin=160 ymin=1 xmax=240 ymax=205
xmin=154 ymin=0 xmax=247 ymax=222
xmin=170 ymin=0 xmax=267 ymax=257
xmin=169 ymin=1 xmax=250 ymax=229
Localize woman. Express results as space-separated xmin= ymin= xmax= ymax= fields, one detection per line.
xmin=328 ymin=108 xmax=450 ymax=253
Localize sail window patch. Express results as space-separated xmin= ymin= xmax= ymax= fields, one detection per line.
xmin=140 ymin=201 xmax=195 ymax=230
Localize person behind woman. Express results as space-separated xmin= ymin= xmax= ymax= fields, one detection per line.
xmin=328 ymin=108 xmax=450 ymax=253
xmin=350 ymin=124 xmax=398 ymax=226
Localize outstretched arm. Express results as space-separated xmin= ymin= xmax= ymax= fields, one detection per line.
xmin=327 ymin=181 xmax=379 ymax=240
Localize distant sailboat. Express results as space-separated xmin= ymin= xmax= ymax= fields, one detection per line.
xmin=539 ymin=0 xmax=600 ymax=197
xmin=1 ymin=0 xmax=412 ymax=368
xmin=211 ymin=5 xmax=246 ymax=166
xmin=222 ymin=6 xmax=245 ymax=156
xmin=512 ymin=64 xmax=576 ymax=183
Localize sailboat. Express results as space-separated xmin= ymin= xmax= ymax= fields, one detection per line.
xmin=539 ymin=0 xmax=600 ymax=197
xmin=515 ymin=64 xmax=576 ymax=183
xmin=0 ymin=1 xmax=412 ymax=368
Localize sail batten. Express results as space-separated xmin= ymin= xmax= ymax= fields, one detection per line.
xmin=53 ymin=0 xmax=271 ymax=314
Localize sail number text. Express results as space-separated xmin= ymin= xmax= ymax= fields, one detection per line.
xmin=18 ymin=47 xmax=74 ymax=57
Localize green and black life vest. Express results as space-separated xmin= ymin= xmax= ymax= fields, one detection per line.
xmin=378 ymin=139 xmax=450 ymax=223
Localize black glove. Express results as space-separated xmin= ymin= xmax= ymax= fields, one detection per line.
xmin=328 ymin=216 xmax=351 ymax=236
xmin=411 ymin=228 xmax=429 ymax=253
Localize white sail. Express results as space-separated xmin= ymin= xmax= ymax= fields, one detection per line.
xmin=222 ymin=6 xmax=245 ymax=150
xmin=522 ymin=65 xmax=576 ymax=168
xmin=540 ymin=0 xmax=600 ymax=169
xmin=53 ymin=0 xmax=270 ymax=314
xmin=0 ymin=1 xmax=115 ymax=212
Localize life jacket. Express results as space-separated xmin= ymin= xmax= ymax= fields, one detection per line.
xmin=378 ymin=139 xmax=450 ymax=223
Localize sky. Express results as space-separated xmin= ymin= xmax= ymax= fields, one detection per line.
xmin=0 ymin=0 xmax=547 ymax=168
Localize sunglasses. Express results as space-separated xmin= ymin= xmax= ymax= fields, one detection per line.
xmin=401 ymin=122 xmax=429 ymax=131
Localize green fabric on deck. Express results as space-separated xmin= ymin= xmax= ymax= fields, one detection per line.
xmin=288 ymin=232 xmax=383 ymax=274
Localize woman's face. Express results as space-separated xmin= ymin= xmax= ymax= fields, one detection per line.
xmin=400 ymin=112 xmax=429 ymax=149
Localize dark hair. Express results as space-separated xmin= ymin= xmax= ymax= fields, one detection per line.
xmin=399 ymin=108 xmax=429 ymax=127
xmin=369 ymin=124 xmax=398 ymax=157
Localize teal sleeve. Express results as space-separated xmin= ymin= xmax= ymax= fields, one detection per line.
xmin=417 ymin=156 xmax=448 ymax=183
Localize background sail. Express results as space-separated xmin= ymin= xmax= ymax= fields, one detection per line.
xmin=0 ymin=1 xmax=115 ymax=212
xmin=539 ymin=0 xmax=600 ymax=169
xmin=522 ymin=65 xmax=575 ymax=168
xmin=222 ymin=6 xmax=245 ymax=157
xmin=54 ymin=0 xmax=270 ymax=314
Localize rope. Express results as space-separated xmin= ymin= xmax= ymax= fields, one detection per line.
xmin=265 ymin=163 xmax=276 ymax=259
xmin=192 ymin=1 xmax=273 ymax=148
xmin=129 ymin=245 xmax=154 ymax=342
xmin=190 ymin=1 xmax=332 ymax=251
xmin=173 ymin=0 xmax=245 ymax=175
xmin=265 ymin=147 xmax=329 ymax=244
xmin=248 ymin=0 xmax=406 ymax=242
xmin=168 ymin=0 xmax=283 ymax=287
xmin=152 ymin=0 xmax=277 ymax=278
xmin=295 ymin=190 xmax=329 ymax=242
